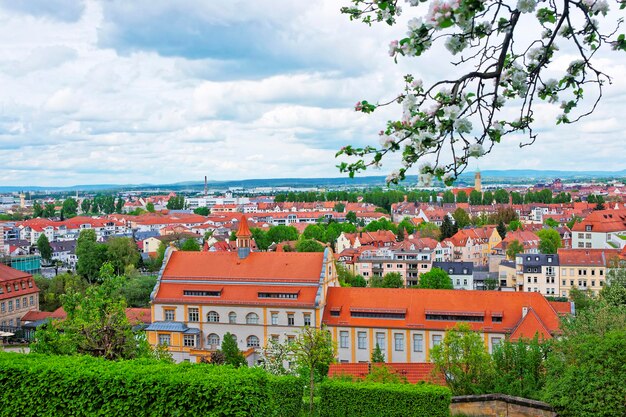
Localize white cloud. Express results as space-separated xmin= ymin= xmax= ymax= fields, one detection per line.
xmin=0 ymin=0 xmax=623 ymax=187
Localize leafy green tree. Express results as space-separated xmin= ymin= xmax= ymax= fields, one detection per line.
xmin=469 ymin=190 xmax=482 ymax=206
xmin=491 ymin=336 xmax=548 ymax=400
xmin=544 ymin=218 xmax=559 ymax=228
xmin=120 ymin=275 xmax=157 ymax=308
xmin=76 ymin=229 xmax=108 ymax=283
xmin=267 ymin=225 xmax=299 ymax=245
xmin=290 ymin=326 xmax=336 ymax=416
xmin=382 ymin=272 xmax=404 ymax=288
xmin=506 ymin=240 xmax=525 ymax=260
xmin=193 ymin=206 xmax=210 ymax=215
xmin=418 ymin=268 xmax=453 ymax=289
xmin=442 ymin=190 xmax=455 ymax=203
xmin=62 ymin=198 xmax=78 ymax=217
xmin=180 ymin=238 xmax=201 ymax=251
xmin=416 ymin=221 xmax=440 ymax=240
xmin=493 ymin=189 xmax=509 ymax=204
xmin=352 ymin=275 xmax=367 ymax=287
xmin=601 ymin=262 xmax=626 ymax=307
xmin=229 ymin=231 xmax=237 ymax=241
xmin=537 ymin=228 xmax=562 ymax=254
xmin=43 ymin=202 xmax=57 ymax=218
xmin=365 ymin=364 xmax=407 ymax=384
xmin=296 ymin=239 xmax=325 ymax=252
xmin=496 ymin=220 xmax=506 ymax=240
xmin=115 ymin=198 xmax=124 ymax=214
xmin=566 ymin=215 xmax=582 ymax=230
xmin=396 ymin=224 xmax=405 ymax=241
xmin=221 ymin=332 xmax=247 ymax=368
xmin=166 ymin=195 xmax=185 ymax=210
xmin=32 ymin=263 xmax=156 ymax=360
xmin=33 ymin=201 xmax=44 ymax=217
xmin=482 ymin=191 xmax=494 ymax=205
xmin=334 ymin=202 xmax=346 ymax=212
xmin=508 ymin=220 xmax=523 ymax=231
xmin=106 ymin=237 xmax=140 ymax=275
xmin=511 ymin=192 xmax=523 ymax=205
xmin=345 ymin=211 xmax=357 ymax=223
xmin=303 ymin=224 xmax=326 ymax=242
xmin=371 ymin=343 xmax=385 ymax=363
xmin=146 ymin=202 xmax=155 ymax=213
xmin=369 ymin=275 xmax=384 ymax=288
xmin=80 ymin=199 xmax=91 ymax=214
xmin=544 ymin=329 xmax=625 ymax=417
xmin=37 ymin=233 xmax=53 ymax=264
xmin=456 ymin=190 xmax=468 ymax=203
xmin=34 ymin=273 xmax=88 ymax=312
xmin=430 ymin=324 xmax=494 ymax=395
xmin=452 ymin=208 xmax=471 ymax=229
xmin=439 ymin=215 xmax=458 ymax=241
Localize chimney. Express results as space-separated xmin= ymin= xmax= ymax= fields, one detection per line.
xmin=204 ymin=176 xmax=208 ymax=196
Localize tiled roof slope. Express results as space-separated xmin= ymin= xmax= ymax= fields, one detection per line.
xmin=323 ymin=288 xmax=563 ymax=339
xmin=162 ymin=250 xmax=324 ymax=282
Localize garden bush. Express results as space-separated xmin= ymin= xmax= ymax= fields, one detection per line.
xmin=318 ymin=380 xmax=451 ymax=417
xmin=0 ymin=352 xmax=301 ymax=417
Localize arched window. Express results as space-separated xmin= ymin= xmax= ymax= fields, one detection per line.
xmin=207 ymin=333 xmax=220 ymax=347
xmin=247 ymin=335 xmax=260 ymax=347
xmin=207 ymin=311 xmax=220 ymax=323
xmin=246 ymin=313 xmax=259 ymax=324
xmin=228 ymin=312 xmax=237 ymax=324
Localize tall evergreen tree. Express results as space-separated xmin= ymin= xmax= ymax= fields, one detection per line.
xmin=440 ymin=215 xmax=458 ymax=240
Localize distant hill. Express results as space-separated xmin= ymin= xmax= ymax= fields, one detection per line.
xmin=1 ymin=169 xmax=624 ymax=193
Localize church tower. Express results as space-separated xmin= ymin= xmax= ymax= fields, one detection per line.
xmin=474 ymin=169 xmax=482 ymax=193
xmin=236 ymin=214 xmax=252 ymax=259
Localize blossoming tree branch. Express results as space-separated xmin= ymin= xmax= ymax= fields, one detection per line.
xmin=337 ymin=0 xmax=626 ymax=185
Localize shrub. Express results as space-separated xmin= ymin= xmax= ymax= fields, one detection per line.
xmin=0 ymin=352 xmax=301 ymax=417
xmin=319 ymin=380 xmax=450 ymax=417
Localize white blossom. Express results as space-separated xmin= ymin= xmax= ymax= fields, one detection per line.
xmin=443 ymin=104 xmax=461 ymax=120
xmin=379 ymin=134 xmax=395 ymax=149
xmin=517 ymin=0 xmax=537 ymax=13
xmin=418 ymin=172 xmax=434 ymax=187
xmin=386 ymin=170 xmax=401 ymax=183
xmin=468 ymin=144 xmax=485 ymax=157
xmin=490 ymin=121 xmax=504 ymax=134
xmin=454 ymin=118 xmax=472 ymax=134
xmin=388 ymin=40 xmax=399 ymax=57
xmin=419 ymin=162 xmax=434 ymax=173
xmin=411 ymin=79 xmax=423 ymax=90
xmin=444 ymin=35 xmax=467 ymax=55
xmin=583 ymin=0 xmax=609 ymax=15
xmin=495 ymin=96 xmax=506 ymax=107
xmin=407 ymin=17 xmax=423 ymax=32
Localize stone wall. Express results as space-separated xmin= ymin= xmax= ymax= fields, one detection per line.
xmin=450 ymin=394 xmax=556 ymax=417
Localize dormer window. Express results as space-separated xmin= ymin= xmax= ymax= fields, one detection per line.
xmin=585 ymin=225 xmax=592 ymax=232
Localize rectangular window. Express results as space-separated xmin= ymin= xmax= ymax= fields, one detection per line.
xmin=432 ymin=334 xmax=442 ymax=347
xmin=340 ymin=331 xmax=349 ymax=349
xmin=562 ymin=269 xmax=567 ymax=276
xmin=585 ymin=233 xmax=591 ymax=239
xmin=413 ymin=334 xmax=423 ymax=352
xmin=394 ymin=333 xmax=404 ymax=351
xmin=15 ymin=299 xmax=20 ymax=309
xmin=8 ymin=301 xmax=13 ymax=312
xmin=303 ymin=313 xmax=311 ymax=327
xmin=158 ymin=334 xmax=171 ymax=346
xmin=183 ymin=335 xmax=195 ymax=347
xmin=287 ymin=313 xmax=295 ymax=326
xmin=357 ymin=332 xmax=366 ymax=349
xmin=22 ymin=297 xmax=27 ymax=308
xmin=29 ymin=296 xmax=34 ymax=306
xmin=188 ymin=307 xmax=199 ymax=322
xmin=376 ymin=332 xmax=386 ymax=350
xmin=271 ymin=334 xmax=279 ymax=342
xmin=271 ymin=312 xmax=278 ymax=325
xmin=0 ymin=302 xmax=4 ymax=313
xmin=491 ymin=337 xmax=502 ymax=347
xmin=164 ymin=309 xmax=175 ymax=321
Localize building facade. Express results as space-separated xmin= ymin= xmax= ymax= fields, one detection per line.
xmin=0 ymin=264 xmax=39 ymax=328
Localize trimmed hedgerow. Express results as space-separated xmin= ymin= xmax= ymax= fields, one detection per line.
xmin=319 ymin=380 xmax=451 ymax=417
xmin=0 ymin=353 xmax=301 ymax=417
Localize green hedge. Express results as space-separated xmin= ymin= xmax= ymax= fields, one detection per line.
xmin=319 ymin=380 xmax=451 ymax=417
xmin=0 ymin=352 xmax=301 ymax=417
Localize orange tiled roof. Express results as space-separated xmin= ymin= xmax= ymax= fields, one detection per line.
xmin=509 ymin=309 xmax=552 ymax=341
xmin=236 ymin=215 xmax=252 ymax=237
xmin=572 ymin=209 xmax=626 ymax=233
xmin=322 ymin=288 xmax=562 ymax=339
xmin=162 ymin=250 xmax=324 ymax=282
xmin=557 ymin=248 xmax=620 ymax=266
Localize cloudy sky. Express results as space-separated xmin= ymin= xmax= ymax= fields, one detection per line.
xmin=0 ymin=0 xmax=624 ymax=187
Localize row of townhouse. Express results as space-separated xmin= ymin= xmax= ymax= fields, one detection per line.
xmin=16 ymin=217 xmax=129 ymax=244
xmin=0 ymin=264 xmax=39 ymax=329
xmin=508 ymin=249 xmax=624 ymax=297
xmin=147 ymin=217 xmax=571 ymax=365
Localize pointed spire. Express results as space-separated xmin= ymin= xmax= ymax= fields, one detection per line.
xmin=236 ymin=214 xmax=252 ymax=238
